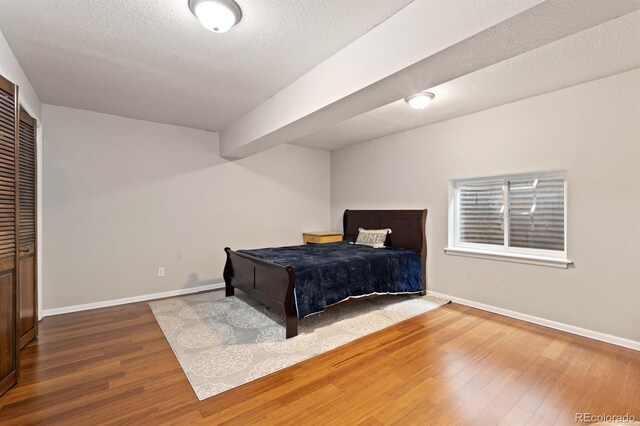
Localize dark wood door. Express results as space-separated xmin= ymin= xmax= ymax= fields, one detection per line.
xmin=18 ymin=109 xmax=37 ymax=348
xmin=0 ymin=75 xmax=19 ymax=397
xmin=0 ymin=271 xmax=17 ymax=395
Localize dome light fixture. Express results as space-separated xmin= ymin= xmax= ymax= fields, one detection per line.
xmin=188 ymin=0 xmax=242 ymax=33
xmin=404 ymin=91 xmax=435 ymax=110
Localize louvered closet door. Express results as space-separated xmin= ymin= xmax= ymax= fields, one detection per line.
xmin=0 ymin=75 xmax=18 ymax=397
xmin=18 ymin=109 xmax=37 ymax=348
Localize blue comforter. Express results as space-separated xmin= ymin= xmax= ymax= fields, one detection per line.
xmin=238 ymin=241 xmax=423 ymax=319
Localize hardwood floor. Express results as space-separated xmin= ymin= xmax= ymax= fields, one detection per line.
xmin=0 ymin=293 xmax=638 ymax=425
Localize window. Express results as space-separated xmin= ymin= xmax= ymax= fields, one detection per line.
xmin=446 ymin=171 xmax=571 ymax=268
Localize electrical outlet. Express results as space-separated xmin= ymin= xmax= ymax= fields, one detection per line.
xmin=158 ymin=267 xmax=165 ymax=277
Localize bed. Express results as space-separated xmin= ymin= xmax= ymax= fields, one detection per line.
xmin=223 ymin=209 xmax=428 ymax=338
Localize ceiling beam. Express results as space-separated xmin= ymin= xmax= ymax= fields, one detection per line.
xmin=220 ymin=0 xmax=640 ymax=158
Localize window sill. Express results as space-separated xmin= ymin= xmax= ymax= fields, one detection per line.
xmin=444 ymin=247 xmax=573 ymax=269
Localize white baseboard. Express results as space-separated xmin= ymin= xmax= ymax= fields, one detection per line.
xmin=427 ymin=290 xmax=640 ymax=352
xmin=42 ymin=282 xmax=225 ymax=317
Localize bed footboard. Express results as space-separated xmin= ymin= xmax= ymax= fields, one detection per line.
xmin=223 ymin=247 xmax=298 ymax=338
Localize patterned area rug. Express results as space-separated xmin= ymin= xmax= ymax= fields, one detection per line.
xmin=149 ymin=290 xmax=449 ymax=401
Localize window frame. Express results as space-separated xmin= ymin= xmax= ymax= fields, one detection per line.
xmin=446 ymin=170 xmax=572 ymax=268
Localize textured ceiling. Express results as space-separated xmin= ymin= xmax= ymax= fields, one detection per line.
xmin=0 ymin=0 xmax=412 ymax=130
xmin=291 ymin=10 xmax=640 ymax=150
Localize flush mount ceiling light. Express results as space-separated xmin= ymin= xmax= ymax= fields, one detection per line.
xmin=404 ymin=91 xmax=435 ymax=110
xmin=188 ymin=0 xmax=242 ymax=33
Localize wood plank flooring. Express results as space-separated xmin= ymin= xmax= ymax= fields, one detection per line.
xmin=0 ymin=293 xmax=638 ymax=425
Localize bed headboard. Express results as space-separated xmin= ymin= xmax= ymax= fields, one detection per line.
xmin=343 ymin=209 xmax=428 ymax=291
xmin=342 ymin=209 xmax=427 ymax=253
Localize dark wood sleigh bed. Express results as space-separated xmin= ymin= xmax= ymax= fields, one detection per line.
xmin=223 ymin=209 xmax=428 ymax=338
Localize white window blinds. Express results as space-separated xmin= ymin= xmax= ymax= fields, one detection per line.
xmin=453 ymin=172 xmax=566 ymax=257
xmin=458 ymin=180 xmax=504 ymax=245
xmin=509 ymin=176 xmax=565 ymax=251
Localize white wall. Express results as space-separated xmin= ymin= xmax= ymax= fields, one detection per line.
xmin=0 ymin=30 xmax=41 ymax=119
xmin=0 ymin=30 xmax=44 ymax=319
xmin=42 ymin=104 xmax=330 ymax=311
xmin=331 ymin=68 xmax=640 ymax=342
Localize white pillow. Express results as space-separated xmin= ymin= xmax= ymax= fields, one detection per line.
xmin=355 ymin=228 xmax=392 ymax=248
